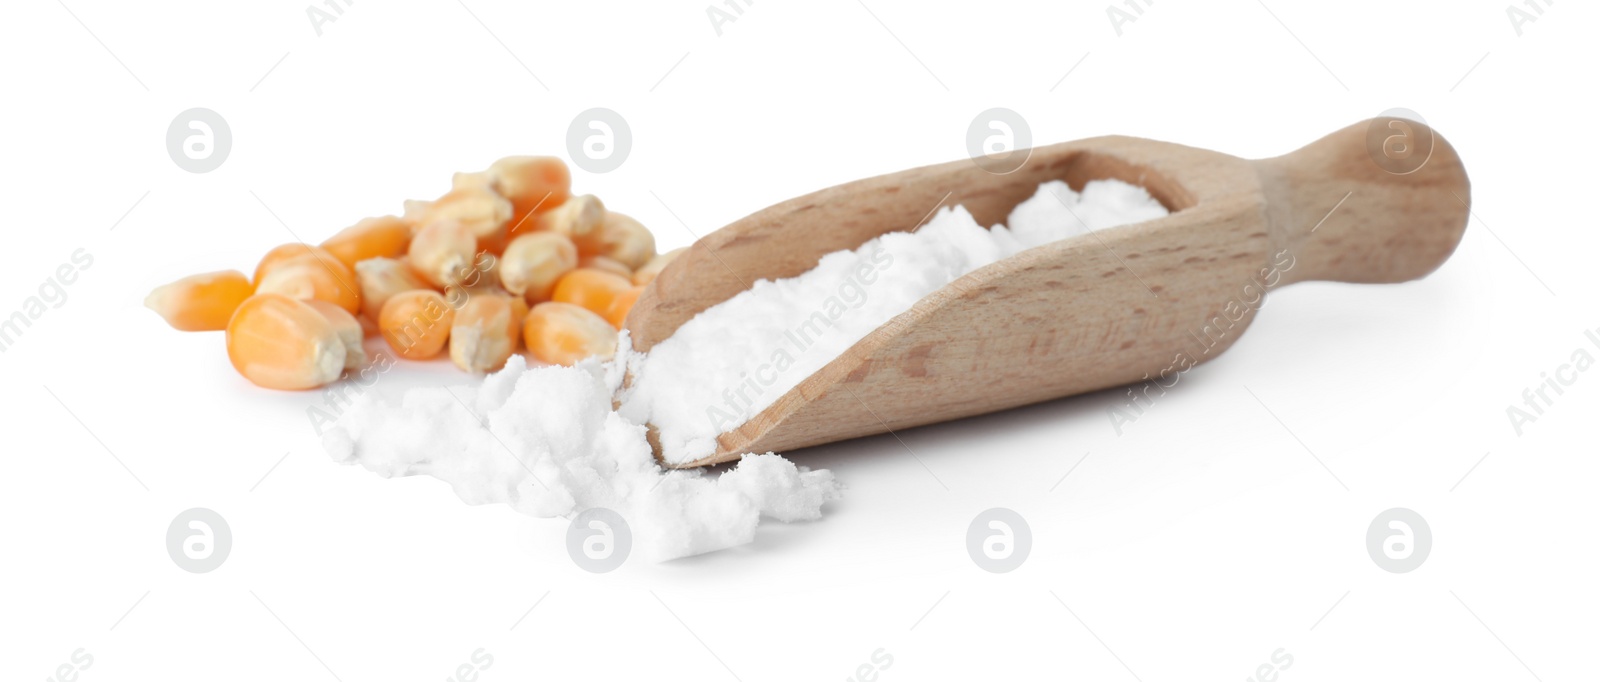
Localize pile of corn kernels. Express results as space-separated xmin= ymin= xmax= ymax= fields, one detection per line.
xmin=144 ymin=155 xmax=681 ymax=390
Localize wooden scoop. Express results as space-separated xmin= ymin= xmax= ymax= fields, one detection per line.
xmin=624 ymin=118 xmax=1470 ymax=467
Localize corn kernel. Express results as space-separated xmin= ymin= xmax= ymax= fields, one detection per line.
xmin=499 ymin=232 xmax=577 ymax=302
xmin=632 ymin=247 xmax=685 ymax=286
xmin=400 ymin=199 xmax=432 ymax=232
xmin=321 ymin=216 xmax=411 ymax=269
xmin=410 ymin=185 xmax=513 ymax=253
xmin=354 ymin=257 xmax=432 ymax=321
xmin=227 ymin=294 xmax=346 ymax=390
xmin=449 ymin=292 xmax=522 ymax=373
xmin=551 ymin=268 xmax=632 ymax=318
xmin=438 ymin=263 xmax=505 ymax=323
xmin=604 ymin=285 xmax=644 ymax=329
xmin=454 ymin=250 xmax=501 ymax=291
xmin=380 ymin=289 xmax=454 ymax=360
xmin=253 ymin=243 xmax=341 ymax=285
xmin=578 ymin=254 xmax=632 ymax=279
xmin=144 ymin=270 xmax=254 ymax=331
xmin=306 ymin=300 xmax=366 ymax=370
xmin=575 ymin=211 xmax=656 ymax=270
xmin=452 ymin=170 xmax=492 ymax=190
xmin=538 ymin=194 xmax=604 ymax=240
xmin=489 ymin=156 xmax=571 ymax=236
xmin=254 ymin=252 xmax=362 ymax=315
xmin=522 ymin=302 xmax=617 ymax=366
xmin=501 ymin=289 xmax=530 ymax=343
xmin=408 ymin=221 xmax=478 ymax=289
xmin=509 ymin=294 xmax=528 ymax=327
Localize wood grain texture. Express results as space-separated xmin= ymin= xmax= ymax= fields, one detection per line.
xmin=623 ymin=118 xmax=1471 ymax=467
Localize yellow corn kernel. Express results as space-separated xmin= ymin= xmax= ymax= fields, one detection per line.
xmin=438 ymin=264 xmax=505 ymax=322
xmin=499 ymin=232 xmax=577 ymax=302
xmin=144 ymin=269 xmax=254 ymax=331
xmin=578 ymin=254 xmax=632 ymax=279
xmin=253 ymin=243 xmax=341 ymax=285
xmin=452 ymin=170 xmax=492 ymax=190
xmin=489 ymin=156 xmax=571 ymax=236
xmin=408 ymin=221 xmax=478 ymax=289
xmin=495 ymin=288 xmax=529 ymax=341
xmin=455 ymin=250 xmax=501 ymax=291
xmin=449 ymin=293 xmax=522 ymax=373
xmin=632 ymin=247 xmax=685 ymax=286
xmin=410 ymin=185 xmax=513 ymax=253
xmin=305 ymin=300 xmax=366 ymax=370
xmin=321 ymin=216 xmax=411 ymax=269
xmin=400 ymin=199 xmax=432 ymax=232
xmin=604 ymin=285 xmax=644 ymax=329
xmin=253 ymin=253 xmax=362 ymax=315
xmin=523 ymin=302 xmax=617 ymax=366
xmin=354 ymin=256 xmax=432 ymax=321
xmin=380 ymin=289 xmax=454 ymax=360
xmin=227 ymin=294 xmax=346 ymax=390
xmin=509 ymin=294 xmax=528 ymax=328
xmin=551 ymin=268 xmax=632 ymax=318
xmin=575 ymin=211 xmax=656 ymax=270
xmin=537 ymin=194 xmax=604 ymax=240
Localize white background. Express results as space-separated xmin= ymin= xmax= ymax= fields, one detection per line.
xmin=2 ymin=0 xmax=1595 ymax=679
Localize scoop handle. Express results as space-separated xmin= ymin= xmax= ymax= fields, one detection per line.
xmin=1252 ymin=117 xmax=1470 ymax=285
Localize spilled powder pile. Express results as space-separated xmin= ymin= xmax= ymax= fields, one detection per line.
xmin=323 ymin=346 xmax=842 ymax=563
xmin=621 ymin=179 xmax=1169 ymax=464
xmin=324 ymin=178 xmax=1167 ymax=561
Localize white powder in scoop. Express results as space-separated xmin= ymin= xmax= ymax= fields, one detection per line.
xmin=621 ymin=179 xmax=1168 ymax=464
xmin=322 ymin=178 xmax=1167 ymax=561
